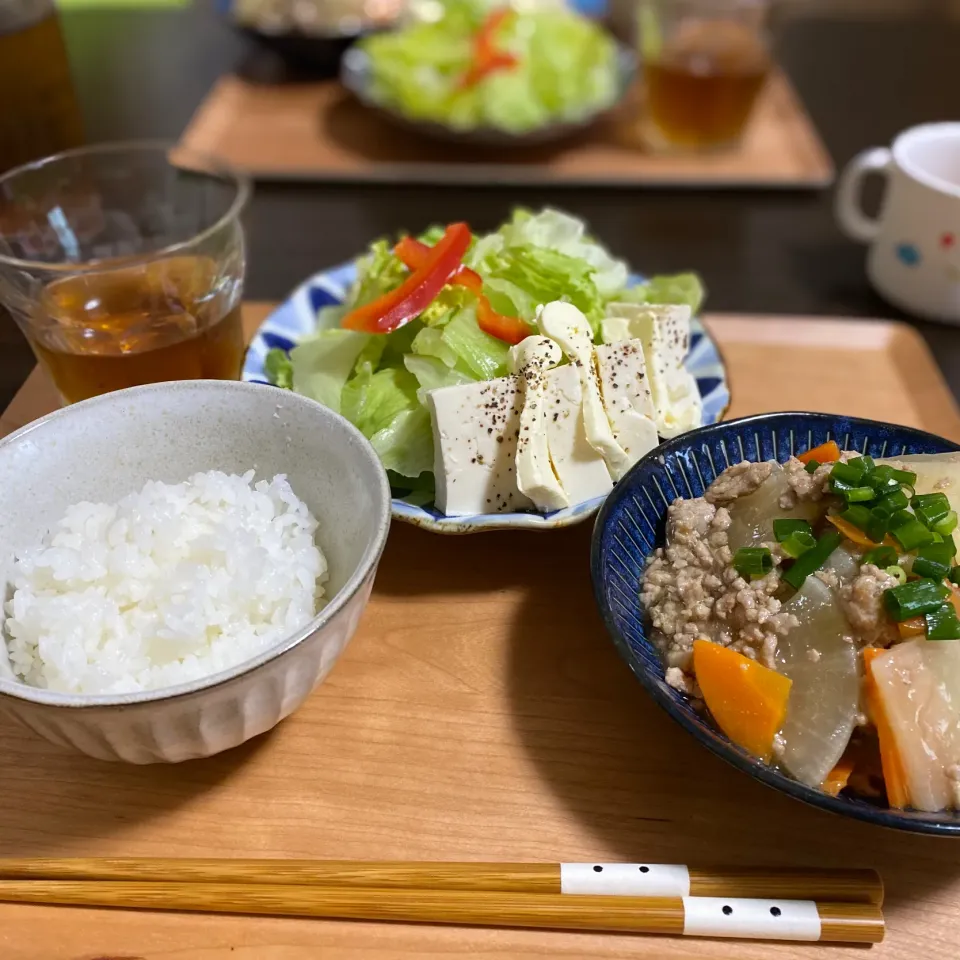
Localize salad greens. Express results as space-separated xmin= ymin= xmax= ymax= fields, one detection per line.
xmin=359 ymin=0 xmax=621 ymax=133
xmin=266 ymin=207 xmax=704 ymax=485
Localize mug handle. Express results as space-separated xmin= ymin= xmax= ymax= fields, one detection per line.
xmin=835 ymin=147 xmax=893 ymax=243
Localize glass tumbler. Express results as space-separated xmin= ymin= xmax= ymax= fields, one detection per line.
xmin=638 ymin=0 xmax=771 ymax=153
xmin=0 ymin=142 xmax=250 ymax=404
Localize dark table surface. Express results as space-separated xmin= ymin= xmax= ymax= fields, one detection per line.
xmin=2 ymin=4 xmax=960 ymax=412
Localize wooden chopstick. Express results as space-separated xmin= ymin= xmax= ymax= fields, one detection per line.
xmin=0 ymin=880 xmax=885 ymax=944
xmin=0 ymin=858 xmax=883 ymax=905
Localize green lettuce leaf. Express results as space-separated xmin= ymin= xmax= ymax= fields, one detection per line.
xmin=290 ymin=330 xmax=371 ymax=414
xmin=340 ymin=364 xmax=433 ymax=477
xmin=349 ymin=239 xmax=410 ymax=308
xmin=404 ymin=354 xmax=475 ymax=403
xmin=441 ymin=305 xmax=509 ymax=379
xmin=621 ymin=272 xmax=705 ymax=314
xmin=264 ymin=348 xmax=293 ymax=389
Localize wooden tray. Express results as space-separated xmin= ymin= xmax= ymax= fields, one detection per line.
xmin=2 ymin=310 xmax=959 ymax=960
xmin=176 ymin=71 xmax=834 ymax=188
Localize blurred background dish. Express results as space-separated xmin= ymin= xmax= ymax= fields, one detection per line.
xmin=341 ymin=42 xmax=635 ymax=147
xmin=225 ymin=0 xmax=406 ymax=76
xmin=343 ymin=0 xmax=630 ymax=143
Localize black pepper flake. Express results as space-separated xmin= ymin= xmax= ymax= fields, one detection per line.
xmin=552 ymin=412 xmax=559 ymax=422
xmin=496 ymin=436 xmax=503 ymax=443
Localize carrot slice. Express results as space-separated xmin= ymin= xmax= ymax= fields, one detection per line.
xmin=825 ymin=514 xmax=900 ymax=551
xmin=862 ymin=647 xmax=910 ymax=808
xmin=898 ymin=616 xmax=926 ymax=640
xmin=798 ymin=440 xmax=841 ymax=465
xmin=822 ymin=756 xmax=855 ymax=797
xmin=692 ymin=640 xmax=792 ymax=762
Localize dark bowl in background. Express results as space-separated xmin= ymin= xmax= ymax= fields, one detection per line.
xmin=591 ymin=411 xmax=960 ymax=836
xmin=236 ymin=23 xmax=386 ymax=78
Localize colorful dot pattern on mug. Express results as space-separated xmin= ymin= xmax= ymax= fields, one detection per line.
xmin=941 ymin=232 xmax=956 ymax=250
xmin=895 ymin=242 xmax=921 ymax=266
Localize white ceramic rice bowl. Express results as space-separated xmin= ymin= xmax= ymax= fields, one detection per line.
xmin=0 ymin=380 xmax=391 ymax=763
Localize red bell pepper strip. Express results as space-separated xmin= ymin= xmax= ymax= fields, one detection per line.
xmin=475 ymin=296 xmax=531 ymax=346
xmin=459 ymin=8 xmax=519 ymax=89
xmin=394 ymin=235 xmax=483 ymax=292
xmin=393 ymin=235 xmax=531 ymax=346
xmin=342 ymin=223 xmax=471 ymax=334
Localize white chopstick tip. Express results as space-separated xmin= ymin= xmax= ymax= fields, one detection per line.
xmin=560 ymin=863 xmax=691 ymax=896
xmin=682 ymin=897 xmax=821 ymax=941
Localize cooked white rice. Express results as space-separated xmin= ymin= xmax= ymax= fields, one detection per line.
xmin=1 ymin=470 xmax=327 ymax=695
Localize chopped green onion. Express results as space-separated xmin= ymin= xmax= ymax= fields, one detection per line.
xmin=926 ymin=603 xmax=960 ymax=640
xmin=733 ymin=547 xmax=773 ymax=580
xmin=932 ymin=532 xmax=944 ymax=543
xmin=879 ymin=489 xmax=909 ymax=512
xmin=943 ymin=535 xmax=958 ymax=558
xmin=890 ymin=467 xmax=917 ymax=486
xmin=845 ymin=486 xmax=877 ymax=503
xmin=935 ymin=511 xmax=959 ymax=537
xmin=781 ymin=531 xmax=817 ymax=559
xmin=870 ymin=465 xmax=894 ymax=484
xmin=883 ymin=578 xmax=949 ymax=621
xmin=912 ymin=493 xmax=952 ymax=528
xmin=885 ymin=565 xmax=907 ymax=585
xmin=841 ymin=505 xmax=873 ymax=531
xmin=773 ymin=519 xmax=813 ymax=541
xmin=839 ymin=504 xmax=889 ymax=544
xmin=866 ymin=508 xmax=894 ymax=544
xmin=869 ymin=476 xmax=903 ymax=497
xmin=918 ymin=506 xmax=952 ymax=529
xmin=890 ymin=511 xmax=936 ymax=550
xmin=863 ymin=545 xmax=898 ymax=568
xmin=831 ymin=461 xmax=867 ymax=485
xmin=913 ymin=556 xmax=952 ymax=580
xmin=951 ymin=566 xmax=960 ymax=585
xmin=918 ymin=541 xmax=956 ymax=567
xmin=857 ymin=455 xmax=877 ymax=474
xmin=781 ymin=531 xmax=843 ymax=590
xmin=912 ymin=493 xmax=950 ymax=511
xmin=804 ymin=460 xmax=819 ymax=475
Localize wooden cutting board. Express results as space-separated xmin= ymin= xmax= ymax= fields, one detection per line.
xmin=1 ymin=310 xmax=959 ymax=960
xmin=176 ymin=71 xmax=834 ymax=188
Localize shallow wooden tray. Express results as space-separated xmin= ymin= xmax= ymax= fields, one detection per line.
xmin=1 ymin=310 xmax=959 ymax=959
xmin=176 ymin=71 xmax=834 ymax=188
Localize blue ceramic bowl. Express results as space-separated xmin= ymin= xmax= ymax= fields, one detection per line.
xmin=591 ymin=412 xmax=960 ymax=835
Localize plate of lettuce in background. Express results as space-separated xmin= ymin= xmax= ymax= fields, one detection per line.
xmin=341 ymin=0 xmax=634 ymax=146
xmin=244 ymin=208 xmax=729 ymax=533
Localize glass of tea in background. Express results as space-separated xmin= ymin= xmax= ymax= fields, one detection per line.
xmin=0 ymin=0 xmax=84 ymax=173
xmin=637 ymin=0 xmax=771 ymax=152
xmin=0 ymin=142 xmax=249 ymax=404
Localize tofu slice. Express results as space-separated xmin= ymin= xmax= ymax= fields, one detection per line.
xmin=425 ymin=377 xmax=533 ymax=517
xmin=544 ymin=363 xmax=613 ymax=505
xmin=593 ymin=339 xmax=659 ymax=462
xmin=537 ymin=301 xmax=633 ymax=481
xmin=511 ymin=336 xmax=568 ymax=512
xmin=604 ymin=303 xmax=702 ymax=439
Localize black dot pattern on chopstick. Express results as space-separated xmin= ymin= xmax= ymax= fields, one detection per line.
xmin=639 ymin=866 xmax=649 ymax=873
xmin=593 ymin=865 xmax=603 ymax=872
xmin=771 ymin=906 xmax=782 ymax=917
xmin=722 ymin=905 xmax=733 ymax=916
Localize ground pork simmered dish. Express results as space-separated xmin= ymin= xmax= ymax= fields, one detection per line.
xmin=641 ymin=441 xmax=960 ymax=812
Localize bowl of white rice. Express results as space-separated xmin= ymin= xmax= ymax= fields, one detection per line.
xmin=0 ymin=380 xmax=390 ymax=763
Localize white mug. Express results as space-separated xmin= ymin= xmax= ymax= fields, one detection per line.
xmin=836 ymin=122 xmax=960 ymax=323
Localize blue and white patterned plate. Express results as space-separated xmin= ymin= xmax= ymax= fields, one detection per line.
xmin=244 ymin=261 xmax=730 ymax=534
